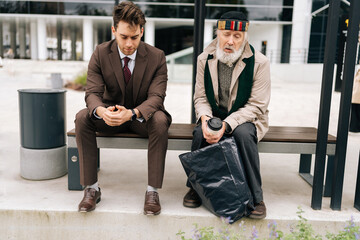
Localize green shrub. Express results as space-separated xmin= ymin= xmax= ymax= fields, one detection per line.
xmin=74 ymin=71 xmax=87 ymax=86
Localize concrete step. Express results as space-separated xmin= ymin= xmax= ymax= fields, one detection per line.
xmin=1 ymin=149 xmax=360 ymax=239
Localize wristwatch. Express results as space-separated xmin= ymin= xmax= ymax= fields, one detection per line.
xmin=130 ymin=109 xmax=137 ymax=121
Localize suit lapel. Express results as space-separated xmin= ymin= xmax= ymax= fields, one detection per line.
xmin=109 ymin=41 xmax=126 ymax=102
xmin=132 ymin=42 xmax=148 ymax=103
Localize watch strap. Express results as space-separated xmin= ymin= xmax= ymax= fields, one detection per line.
xmin=130 ymin=109 xmax=137 ymax=121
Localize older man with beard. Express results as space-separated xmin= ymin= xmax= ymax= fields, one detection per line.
xmin=182 ymin=11 xmax=271 ymax=219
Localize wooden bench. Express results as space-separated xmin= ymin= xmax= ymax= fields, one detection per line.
xmin=67 ymin=124 xmax=337 ymax=206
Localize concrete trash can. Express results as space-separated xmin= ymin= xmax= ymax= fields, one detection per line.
xmin=50 ymin=73 xmax=63 ymax=89
xmin=18 ymin=89 xmax=67 ymax=180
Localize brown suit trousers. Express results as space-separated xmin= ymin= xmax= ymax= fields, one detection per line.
xmin=75 ymin=109 xmax=170 ymax=188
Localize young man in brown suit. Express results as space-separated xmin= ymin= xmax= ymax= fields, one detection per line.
xmin=76 ymin=1 xmax=171 ymax=215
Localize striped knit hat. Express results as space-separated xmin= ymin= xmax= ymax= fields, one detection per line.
xmin=217 ymin=11 xmax=249 ymax=32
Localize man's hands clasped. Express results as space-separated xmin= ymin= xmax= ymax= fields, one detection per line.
xmin=96 ymin=105 xmax=137 ymax=126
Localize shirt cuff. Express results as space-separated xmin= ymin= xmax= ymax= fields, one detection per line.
xmin=136 ymin=117 xmax=144 ymax=123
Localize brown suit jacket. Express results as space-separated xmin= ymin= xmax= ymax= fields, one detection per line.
xmin=85 ymin=40 xmax=170 ymax=122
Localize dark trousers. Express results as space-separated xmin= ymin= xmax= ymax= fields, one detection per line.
xmin=188 ymin=122 xmax=263 ymax=204
xmin=350 ymin=103 xmax=360 ymax=132
xmin=75 ymin=108 xmax=170 ymax=188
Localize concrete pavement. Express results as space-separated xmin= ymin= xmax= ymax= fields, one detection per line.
xmin=0 ymin=59 xmax=360 ymax=239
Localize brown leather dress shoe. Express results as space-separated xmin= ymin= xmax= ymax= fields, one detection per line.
xmin=248 ymin=201 xmax=266 ymax=219
xmin=183 ymin=188 xmax=202 ymax=208
xmin=144 ymin=191 xmax=161 ymax=215
xmin=78 ymin=188 xmax=101 ymax=212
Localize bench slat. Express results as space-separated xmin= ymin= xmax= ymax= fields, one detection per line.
xmin=67 ymin=124 xmax=336 ymax=143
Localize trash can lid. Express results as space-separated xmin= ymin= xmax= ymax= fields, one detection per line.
xmin=18 ymin=89 xmax=67 ymax=93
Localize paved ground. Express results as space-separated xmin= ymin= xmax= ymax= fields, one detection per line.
xmin=0 ymin=60 xmax=360 ymax=239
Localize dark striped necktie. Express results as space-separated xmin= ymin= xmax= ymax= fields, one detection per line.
xmin=123 ymin=57 xmax=131 ymax=84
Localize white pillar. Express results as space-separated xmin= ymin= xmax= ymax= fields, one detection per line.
xmin=289 ymin=0 xmax=312 ymax=64
xmin=37 ymin=18 xmax=47 ymax=60
xmin=30 ymin=20 xmax=38 ymax=60
xmin=83 ymin=19 xmax=93 ymax=61
xmin=144 ymin=20 xmax=155 ymax=46
xmin=204 ymin=21 xmax=214 ymax=47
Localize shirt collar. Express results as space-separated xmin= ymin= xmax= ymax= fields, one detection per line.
xmin=118 ymin=46 xmax=137 ymax=61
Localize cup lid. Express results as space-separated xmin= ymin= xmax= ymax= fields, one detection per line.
xmin=208 ymin=117 xmax=223 ymax=131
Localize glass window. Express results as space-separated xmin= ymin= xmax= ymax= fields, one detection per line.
xmin=206 ymin=6 xmax=292 ymax=21
xmin=64 ymin=3 xmax=113 ymax=16
xmin=207 ymin=0 xmax=292 ymax=6
xmin=1 ymin=1 xmax=293 ymax=22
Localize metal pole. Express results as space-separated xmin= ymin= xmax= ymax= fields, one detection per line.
xmin=354 ymin=150 xmax=360 ymax=211
xmin=71 ymin=24 xmax=76 ymax=60
xmin=10 ymin=20 xmax=16 ymax=58
xmin=191 ymin=0 xmax=206 ymax=123
xmin=57 ymin=20 xmax=62 ymax=60
xmin=334 ymin=15 xmax=348 ymax=92
xmin=330 ymin=0 xmax=360 ymax=210
xmin=0 ymin=20 xmax=3 ymax=58
xmin=311 ymin=0 xmax=340 ymax=210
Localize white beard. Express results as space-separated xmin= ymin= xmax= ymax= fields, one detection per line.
xmin=216 ymin=40 xmax=246 ymax=67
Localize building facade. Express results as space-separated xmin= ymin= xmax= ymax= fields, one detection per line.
xmin=1 ymin=0 xmax=343 ymax=64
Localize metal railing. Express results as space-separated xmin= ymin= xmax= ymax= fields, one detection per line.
xmin=165 ymin=46 xmax=194 ymax=82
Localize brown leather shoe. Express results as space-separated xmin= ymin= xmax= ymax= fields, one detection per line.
xmin=183 ymin=188 xmax=202 ymax=208
xmin=248 ymin=201 xmax=266 ymax=219
xmin=144 ymin=191 xmax=161 ymax=215
xmin=78 ymin=188 xmax=101 ymax=212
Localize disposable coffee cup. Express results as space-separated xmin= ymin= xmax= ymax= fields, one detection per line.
xmin=207 ymin=117 xmax=223 ymax=135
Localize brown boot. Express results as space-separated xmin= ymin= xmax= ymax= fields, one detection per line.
xmin=183 ymin=188 xmax=202 ymax=208
xmin=248 ymin=201 xmax=266 ymax=219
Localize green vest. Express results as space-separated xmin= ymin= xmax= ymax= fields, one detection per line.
xmin=204 ymin=45 xmax=255 ymax=120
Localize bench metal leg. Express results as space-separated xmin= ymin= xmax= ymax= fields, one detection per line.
xmin=299 ymin=154 xmax=312 ymax=173
xmin=323 ymin=155 xmax=334 ymax=197
xmin=68 ymin=147 xmax=83 ymax=190
xmin=299 ymin=154 xmax=313 ymax=185
xmin=97 ymin=150 xmax=100 ymax=171
xmin=354 ymin=151 xmax=360 ymax=211
xmin=299 ymin=154 xmax=334 ymax=198
xmin=68 ymin=147 xmax=99 ymax=190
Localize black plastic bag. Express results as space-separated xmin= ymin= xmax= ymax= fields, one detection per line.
xmin=179 ymin=137 xmax=254 ymax=223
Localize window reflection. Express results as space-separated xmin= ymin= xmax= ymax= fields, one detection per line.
xmin=0 ymin=0 xmax=293 ymax=61
xmin=0 ymin=1 xmax=292 ymax=21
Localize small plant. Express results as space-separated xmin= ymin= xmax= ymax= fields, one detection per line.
xmin=65 ymin=71 xmax=87 ymax=90
xmin=268 ymin=220 xmax=283 ymax=239
xmin=326 ymin=216 xmax=360 ymax=240
xmin=176 ymin=207 xmax=360 ymax=240
xmin=176 ymin=217 xmax=247 ymax=240
xmin=74 ymin=71 xmax=87 ymax=86
xmin=283 ymin=206 xmax=322 ymax=240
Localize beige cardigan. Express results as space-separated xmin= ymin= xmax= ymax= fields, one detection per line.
xmin=352 ymin=68 xmax=360 ymax=104
xmin=194 ymin=38 xmax=271 ymax=141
